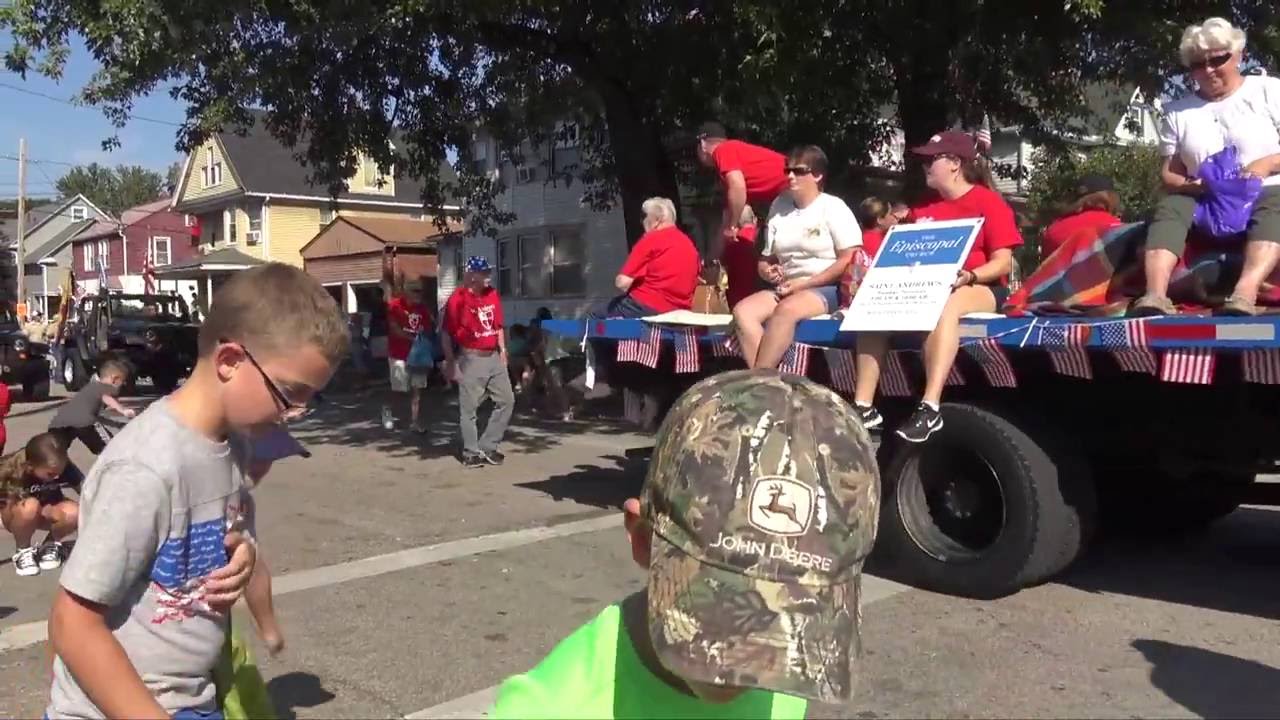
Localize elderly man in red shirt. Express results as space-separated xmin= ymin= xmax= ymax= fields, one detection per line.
xmin=442 ymin=256 xmax=514 ymax=469
xmin=695 ymin=121 xmax=788 ymax=285
xmin=611 ymin=197 xmax=701 ymax=317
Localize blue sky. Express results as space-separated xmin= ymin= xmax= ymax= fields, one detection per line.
xmin=0 ymin=39 xmax=187 ymax=200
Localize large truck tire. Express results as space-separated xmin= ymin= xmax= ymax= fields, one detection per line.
xmin=61 ymin=352 xmax=87 ymax=392
xmin=871 ymin=403 xmax=1096 ymax=599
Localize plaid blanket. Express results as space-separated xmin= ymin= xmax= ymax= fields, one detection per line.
xmin=1006 ymin=222 xmax=1280 ymax=316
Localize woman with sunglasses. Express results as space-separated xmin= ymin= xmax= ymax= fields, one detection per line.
xmin=731 ymin=145 xmax=860 ymax=369
xmin=851 ymin=131 xmax=1022 ymax=443
xmin=1131 ymin=17 xmax=1280 ymax=318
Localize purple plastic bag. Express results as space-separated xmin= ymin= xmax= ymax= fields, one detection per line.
xmin=1193 ymin=145 xmax=1263 ymax=239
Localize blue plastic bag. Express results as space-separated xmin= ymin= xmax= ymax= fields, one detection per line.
xmin=407 ymin=332 xmax=434 ymax=369
xmin=1193 ymin=145 xmax=1263 ymax=239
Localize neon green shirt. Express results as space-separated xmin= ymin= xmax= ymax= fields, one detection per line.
xmin=490 ymin=604 xmax=808 ymax=719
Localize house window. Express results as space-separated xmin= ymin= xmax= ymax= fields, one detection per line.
xmin=151 ymin=236 xmax=172 ymax=266
xmin=201 ymin=146 xmax=223 ymax=188
xmin=70 ymin=206 xmax=87 ymax=221
xmin=497 ymin=238 xmax=515 ymax=296
xmin=471 ymin=139 xmax=489 ymax=176
xmin=517 ymin=234 xmax=548 ymax=297
xmin=97 ymin=239 xmax=110 ymax=269
xmin=551 ymin=230 xmax=586 ymax=296
xmin=360 ymin=153 xmax=392 ymax=191
xmin=225 ymin=208 xmax=238 ymax=245
xmin=83 ymin=243 xmax=94 ymax=272
xmin=516 ymin=165 xmax=537 ymax=185
xmin=246 ymin=202 xmax=263 ymax=245
xmin=554 ymin=121 xmax=580 ymax=149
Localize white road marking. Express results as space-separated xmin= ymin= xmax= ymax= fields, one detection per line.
xmin=0 ymin=514 xmax=621 ymax=654
xmin=404 ymin=573 xmax=914 ymax=719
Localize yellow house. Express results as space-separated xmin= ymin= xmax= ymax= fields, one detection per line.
xmin=170 ymin=109 xmax=459 ymax=272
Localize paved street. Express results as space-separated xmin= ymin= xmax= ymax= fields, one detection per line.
xmin=1 ymin=386 xmax=1278 ymax=718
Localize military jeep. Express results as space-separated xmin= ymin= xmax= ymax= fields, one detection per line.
xmin=60 ymin=292 xmax=198 ymax=393
xmin=0 ymin=307 xmax=51 ymax=400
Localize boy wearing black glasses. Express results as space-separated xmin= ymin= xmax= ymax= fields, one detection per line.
xmin=46 ymin=263 xmax=348 ymax=720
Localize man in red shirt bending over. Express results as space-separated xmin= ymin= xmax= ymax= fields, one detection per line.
xmin=442 ymin=256 xmax=514 ymax=469
xmin=695 ymin=121 xmax=787 ymax=284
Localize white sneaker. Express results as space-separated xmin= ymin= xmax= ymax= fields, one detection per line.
xmin=38 ymin=542 xmax=63 ymax=571
xmin=381 ymin=405 xmax=396 ymax=430
xmin=13 ymin=547 xmax=39 ymax=577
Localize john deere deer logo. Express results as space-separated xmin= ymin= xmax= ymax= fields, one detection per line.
xmin=747 ymin=477 xmax=814 ymax=537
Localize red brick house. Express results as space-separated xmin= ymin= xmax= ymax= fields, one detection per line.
xmin=71 ymin=199 xmax=201 ymax=296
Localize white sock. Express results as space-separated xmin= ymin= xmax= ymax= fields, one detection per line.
xmin=854 ymin=401 xmax=873 ymax=409
xmin=922 ymin=401 xmax=940 ymax=412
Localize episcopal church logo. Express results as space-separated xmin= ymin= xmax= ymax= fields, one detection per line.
xmin=747 ymin=476 xmax=814 ymax=537
xmin=476 ymin=304 xmax=496 ymax=332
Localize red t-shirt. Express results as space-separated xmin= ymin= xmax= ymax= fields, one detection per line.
xmin=444 ymin=286 xmax=504 ymax=352
xmin=861 ymin=228 xmax=886 ymax=260
xmin=1041 ymin=209 xmax=1122 ymax=258
xmin=911 ymin=185 xmax=1024 ymax=279
xmin=711 ymin=140 xmax=788 ymax=205
xmin=386 ymin=296 xmax=432 ymax=361
xmin=722 ymin=224 xmax=760 ymax=309
xmin=618 ymin=225 xmax=701 ymax=313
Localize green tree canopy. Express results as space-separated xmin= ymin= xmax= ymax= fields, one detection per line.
xmin=4 ymin=1 xmax=1278 ymax=241
xmin=55 ymin=163 xmax=166 ymax=216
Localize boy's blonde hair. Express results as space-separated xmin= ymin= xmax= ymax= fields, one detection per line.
xmin=198 ymin=263 xmax=349 ymax=364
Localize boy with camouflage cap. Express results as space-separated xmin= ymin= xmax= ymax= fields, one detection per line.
xmin=491 ymin=370 xmax=880 ymax=718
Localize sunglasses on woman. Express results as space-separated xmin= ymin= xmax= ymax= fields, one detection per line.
xmin=1188 ymin=53 xmax=1232 ymax=72
xmin=784 ymin=165 xmax=813 ymax=176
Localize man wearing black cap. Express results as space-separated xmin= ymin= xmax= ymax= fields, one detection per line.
xmin=695 ymin=122 xmax=788 ymax=274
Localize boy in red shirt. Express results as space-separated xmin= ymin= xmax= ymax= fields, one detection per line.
xmin=696 ymin=121 xmax=787 ymax=280
xmin=442 ymin=256 xmax=513 ymax=469
xmin=383 ymin=280 xmax=433 ymax=433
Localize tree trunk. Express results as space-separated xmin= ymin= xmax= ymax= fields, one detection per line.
xmin=597 ymin=84 xmax=682 ymax=248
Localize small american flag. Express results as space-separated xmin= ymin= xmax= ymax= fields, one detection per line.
xmin=1042 ymin=324 xmax=1092 ymax=379
xmin=974 ymin=113 xmax=992 ymax=155
xmin=616 ymin=325 xmax=662 ymax=368
xmin=143 ymin=244 xmax=157 ymax=294
xmin=945 ymin=363 xmax=965 ymax=386
xmin=672 ymin=328 xmax=700 ymax=374
xmin=963 ymin=337 xmax=1017 ymax=388
xmin=1160 ymin=347 xmax=1216 ymax=384
xmin=1097 ymin=320 xmax=1158 ymax=375
xmin=710 ymin=334 xmax=741 ymax=358
xmin=824 ymin=348 xmax=856 ymax=395
xmin=881 ymin=351 xmax=913 ymax=397
xmin=779 ymin=343 xmax=811 ymax=377
xmin=1242 ymin=348 xmax=1280 ymax=384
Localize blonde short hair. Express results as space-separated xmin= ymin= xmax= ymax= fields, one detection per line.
xmin=1179 ymin=17 xmax=1246 ymax=67
xmin=198 ymin=263 xmax=350 ymax=364
xmin=642 ymin=197 xmax=677 ymax=225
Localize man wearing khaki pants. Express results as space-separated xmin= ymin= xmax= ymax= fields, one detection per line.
xmin=442 ymin=256 xmax=514 ymax=468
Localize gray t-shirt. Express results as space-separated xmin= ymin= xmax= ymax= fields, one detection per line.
xmin=49 ymin=380 xmax=118 ymax=429
xmin=47 ymin=399 xmax=251 ymax=719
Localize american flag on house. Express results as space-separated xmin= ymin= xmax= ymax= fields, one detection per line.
xmin=143 ymin=244 xmax=157 ymax=294
xmin=1097 ymin=320 xmax=1158 ymax=375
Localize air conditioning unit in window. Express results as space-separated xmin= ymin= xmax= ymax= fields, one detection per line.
xmin=516 ymin=166 xmax=537 ymax=184
xmin=246 ymin=230 xmax=261 ymax=246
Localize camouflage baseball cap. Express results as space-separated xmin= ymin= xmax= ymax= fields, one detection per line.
xmin=641 ymin=369 xmax=880 ymax=703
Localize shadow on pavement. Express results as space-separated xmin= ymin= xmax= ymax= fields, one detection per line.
xmin=290 ymin=385 xmax=636 ymax=463
xmin=1062 ymin=507 xmax=1280 ymax=621
xmin=1133 ymin=639 xmax=1280 ymax=718
xmin=515 ymin=454 xmax=646 ymax=510
xmin=266 ymin=671 xmax=336 ymax=720
xmin=0 ymin=605 xmax=15 ymax=620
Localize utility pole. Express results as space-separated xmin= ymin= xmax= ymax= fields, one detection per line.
xmin=15 ymin=138 xmax=26 ymax=315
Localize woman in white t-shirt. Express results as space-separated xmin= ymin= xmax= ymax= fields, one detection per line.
xmin=1132 ymin=17 xmax=1280 ymax=317
xmin=732 ymin=145 xmax=860 ymax=369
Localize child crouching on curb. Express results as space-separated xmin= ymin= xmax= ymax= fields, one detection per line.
xmin=0 ymin=433 xmax=81 ymax=577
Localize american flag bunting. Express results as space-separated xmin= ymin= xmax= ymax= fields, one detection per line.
xmin=880 ymin=351 xmax=912 ymax=397
xmin=672 ymin=328 xmax=700 ymax=374
xmin=1097 ymin=320 xmax=1158 ymax=375
xmin=1042 ymin=324 xmax=1092 ymax=379
xmin=779 ymin=343 xmax=811 ymax=377
xmin=945 ymin=363 xmax=965 ymax=386
xmin=710 ymin=334 xmax=740 ymax=358
xmin=963 ymin=337 xmax=1017 ymax=388
xmin=1242 ymin=348 xmax=1280 ymax=384
xmin=616 ymin=325 xmax=662 ymax=368
xmin=1160 ymin=347 xmax=1216 ymax=384
xmin=824 ymin=348 xmax=856 ymax=395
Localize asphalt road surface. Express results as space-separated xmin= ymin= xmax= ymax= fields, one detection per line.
xmin=1 ymin=385 xmax=1278 ymax=718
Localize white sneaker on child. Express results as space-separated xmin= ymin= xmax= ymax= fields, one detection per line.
xmin=38 ymin=542 xmax=63 ymax=571
xmin=13 ymin=547 xmax=39 ymax=577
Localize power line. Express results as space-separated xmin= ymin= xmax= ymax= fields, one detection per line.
xmin=0 ymin=153 xmax=80 ymax=168
xmin=0 ymin=81 xmax=183 ymax=127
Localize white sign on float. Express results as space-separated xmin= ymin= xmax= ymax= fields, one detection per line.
xmin=841 ymin=218 xmax=984 ymax=332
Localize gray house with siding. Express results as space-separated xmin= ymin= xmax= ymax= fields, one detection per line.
xmin=21 ymin=195 xmax=114 ymax=317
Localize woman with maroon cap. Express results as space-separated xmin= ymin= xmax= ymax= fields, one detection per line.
xmin=851 ymin=130 xmax=1023 ymax=443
